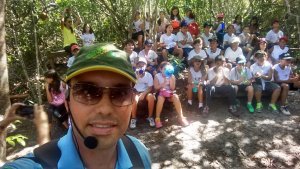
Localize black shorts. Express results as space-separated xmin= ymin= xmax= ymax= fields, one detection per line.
xmin=132 ymin=31 xmax=144 ymax=40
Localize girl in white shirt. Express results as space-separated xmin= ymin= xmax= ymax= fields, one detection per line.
xmin=81 ymin=23 xmax=95 ymax=46
xmin=160 ymin=24 xmax=183 ymax=61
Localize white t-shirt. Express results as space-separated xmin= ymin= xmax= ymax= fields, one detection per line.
xmin=138 ymin=50 xmax=158 ymax=65
xmin=134 ymin=72 xmax=153 ymax=92
xmin=238 ymin=33 xmax=251 ymax=46
xmin=265 ymin=29 xmax=284 ymax=43
xmin=188 ymin=49 xmax=207 ymax=61
xmin=273 ymin=63 xmax=291 ymax=81
xmin=250 ymin=61 xmax=273 ymax=89
xmin=160 ymin=34 xmax=177 ymax=49
xmin=67 ymin=56 xmax=75 ymax=68
xmin=233 ymin=23 xmax=242 ymax=34
xmin=201 ymin=32 xmax=213 ymax=48
xmin=223 ymin=33 xmax=236 ymax=45
xmin=133 ymin=19 xmax=143 ymax=32
xmin=271 ymin=45 xmax=289 ymax=63
xmin=128 ymin=51 xmax=138 ymax=66
xmin=190 ymin=67 xmax=203 ymax=82
xmin=183 ymin=16 xmax=194 ymax=25
xmin=229 ymin=67 xmax=252 ymax=81
xmin=177 ymin=31 xmax=193 ymax=48
xmin=155 ymin=73 xmax=171 ymax=90
xmin=208 ymin=67 xmax=230 ymax=87
xmin=205 ymin=48 xmax=222 ymax=60
xmin=224 ymin=47 xmax=244 ymax=62
xmin=81 ymin=33 xmax=95 ymax=46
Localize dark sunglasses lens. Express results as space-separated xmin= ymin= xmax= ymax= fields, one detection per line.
xmin=110 ymin=88 xmax=133 ymax=106
xmin=72 ymin=84 xmax=102 ymax=105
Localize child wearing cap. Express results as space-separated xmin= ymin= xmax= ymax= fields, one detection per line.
xmin=273 ymin=53 xmax=300 ymax=115
xmin=205 ymin=37 xmax=223 ymax=67
xmin=265 ymin=20 xmax=284 ymax=45
xmin=224 ymin=37 xmax=245 ymax=69
xmin=67 ymin=44 xmax=80 ymax=68
xmin=250 ymin=50 xmax=281 ymax=113
xmin=187 ymin=38 xmax=207 ymax=61
xmin=223 ymin=24 xmax=237 ymax=49
xmin=177 ymin=21 xmax=194 ymax=58
xmin=229 ymin=57 xmax=255 ymax=113
xmin=138 ymin=39 xmax=158 ymax=75
xmin=154 ymin=62 xmax=189 ymax=128
xmin=204 ymin=55 xmax=240 ymax=117
xmin=186 ymin=55 xmax=207 ymax=111
xmin=201 ymin=22 xmax=213 ymax=48
xmin=130 ymin=57 xmax=156 ymax=129
xmin=160 ymin=24 xmax=183 ymax=61
xmin=124 ymin=39 xmax=138 ymax=68
xmin=270 ymin=36 xmax=289 ymax=64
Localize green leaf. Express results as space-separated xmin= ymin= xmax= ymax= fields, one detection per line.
xmin=6 ymin=138 xmax=16 ymax=147
xmin=16 ymin=138 xmax=26 ymax=147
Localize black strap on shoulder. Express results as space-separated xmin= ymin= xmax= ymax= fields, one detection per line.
xmin=33 ymin=139 xmax=61 ymax=169
xmin=121 ymin=135 xmax=145 ymax=169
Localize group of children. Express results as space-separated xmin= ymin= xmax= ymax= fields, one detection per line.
xmin=59 ymin=7 xmax=300 ymax=129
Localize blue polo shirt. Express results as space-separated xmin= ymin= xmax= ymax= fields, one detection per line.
xmin=2 ymin=128 xmax=151 ymax=169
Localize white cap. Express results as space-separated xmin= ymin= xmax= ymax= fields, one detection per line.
xmin=230 ymin=37 xmax=241 ymax=44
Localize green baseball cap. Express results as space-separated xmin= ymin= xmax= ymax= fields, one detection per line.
xmin=66 ymin=43 xmax=136 ymax=83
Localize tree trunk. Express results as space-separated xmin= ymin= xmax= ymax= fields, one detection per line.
xmin=0 ymin=0 xmax=11 ymax=161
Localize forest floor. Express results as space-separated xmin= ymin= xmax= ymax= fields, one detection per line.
xmin=4 ymin=74 xmax=300 ymax=169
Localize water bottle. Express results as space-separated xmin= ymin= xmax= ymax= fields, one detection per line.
xmin=192 ymin=81 xmax=198 ymax=93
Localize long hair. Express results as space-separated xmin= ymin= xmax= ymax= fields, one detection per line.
xmin=82 ymin=23 xmax=94 ymax=34
xmin=170 ymin=6 xmax=181 ymax=21
xmin=44 ymin=69 xmax=62 ymax=94
xmin=64 ymin=16 xmax=74 ymax=33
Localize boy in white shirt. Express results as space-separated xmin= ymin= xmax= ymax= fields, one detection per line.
xmin=273 ymin=53 xmax=300 ymax=115
xmin=250 ymin=50 xmax=281 ymax=113
xmin=265 ymin=20 xmax=284 ymax=46
xmin=138 ymin=39 xmax=158 ymax=75
xmin=124 ymin=39 xmax=138 ymax=68
xmin=223 ymin=24 xmax=236 ymax=49
xmin=130 ymin=57 xmax=155 ymax=129
xmin=224 ymin=37 xmax=245 ymax=68
xmin=177 ymin=21 xmax=194 ymax=59
xmin=187 ymin=38 xmax=207 ymax=61
xmin=270 ymin=36 xmax=289 ymax=64
xmin=201 ymin=22 xmax=213 ymax=48
xmin=205 ymin=37 xmax=223 ymax=67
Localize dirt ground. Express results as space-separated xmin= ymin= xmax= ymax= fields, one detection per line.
xmin=5 ymin=77 xmax=300 ymax=169
xmin=127 ymin=78 xmax=300 ymax=169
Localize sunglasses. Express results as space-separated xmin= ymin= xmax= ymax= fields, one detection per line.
xmin=71 ymin=83 xmax=135 ymax=107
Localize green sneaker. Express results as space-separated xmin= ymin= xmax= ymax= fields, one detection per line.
xmin=247 ymin=103 xmax=254 ymax=113
xmin=268 ymin=104 xmax=279 ymax=113
xmin=256 ymin=102 xmax=263 ymax=113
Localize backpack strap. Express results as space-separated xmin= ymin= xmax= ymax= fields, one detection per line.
xmin=33 ymin=139 xmax=61 ymax=169
xmin=121 ymin=135 xmax=144 ymax=168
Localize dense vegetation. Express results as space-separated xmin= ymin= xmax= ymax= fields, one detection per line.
xmin=4 ymin=0 xmax=300 ymax=102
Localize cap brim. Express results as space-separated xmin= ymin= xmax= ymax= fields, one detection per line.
xmin=65 ymin=65 xmax=136 ymax=83
xmin=283 ymin=57 xmax=293 ymax=60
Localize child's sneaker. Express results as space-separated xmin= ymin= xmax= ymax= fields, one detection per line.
xmin=280 ymin=105 xmax=291 ymax=115
xmin=147 ymin=117 xmax=155 ymax=127
xmin=268 ymin=104 xmax=279 ymax=114
xmin=129 ymin=119 xmax=137 ymax=129
xmin=256 ymin=102 xmax=263 ymax=113
xmin=155 ymin=118 xmax=163 ymax=128
xmin=247 ymin=103 xmax=254 ymax=113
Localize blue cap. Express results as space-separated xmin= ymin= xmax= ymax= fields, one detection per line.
xmin=180 ymin=20 xmax=188 ymax=27
xmin=279 ymin=53 xmax=293 ymax=60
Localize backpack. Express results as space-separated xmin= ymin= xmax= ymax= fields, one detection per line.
xmin=25 ymin=135 xmax=144 ymax=169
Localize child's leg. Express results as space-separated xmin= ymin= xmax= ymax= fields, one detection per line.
xmin=198 ymin=86 xmax=204 ymax=107
xmin=246 ymin=85 xmax=254 ymax=103
xmin=270 ymin=83 xmax=281 ymax=104
xmin=171 ymin=94 xmax=185 ymax=119
xmin=137 ymin=34 xmax=143 ymax=50
xmin=146 ymin=93 xmax=155 ymax=118
xmin=162 ymin=49 xmax=168 ymax=61
xmin=174 ymin=47 xmax=183 ymax=58
xmin=280 ymin=83 xmax=289 ymax=105
xmin=131 ymin=94 xmax=139 ymax=119
xmin=187 ymin=84 xmax=193 ymax=105
xmin=155 ymin=95 xmax=165 ymax=119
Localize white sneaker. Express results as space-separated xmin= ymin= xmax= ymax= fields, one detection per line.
xmin=129 ymin=119 xmax=137 ymax=129
xmin=147 ymin=117 xmax=155 ymax=127
xmin=280 ymin=106 xmax=291 ymax=115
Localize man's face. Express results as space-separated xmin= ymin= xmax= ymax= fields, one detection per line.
xmin=69 ymin=71 xmax=134 ymax=150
